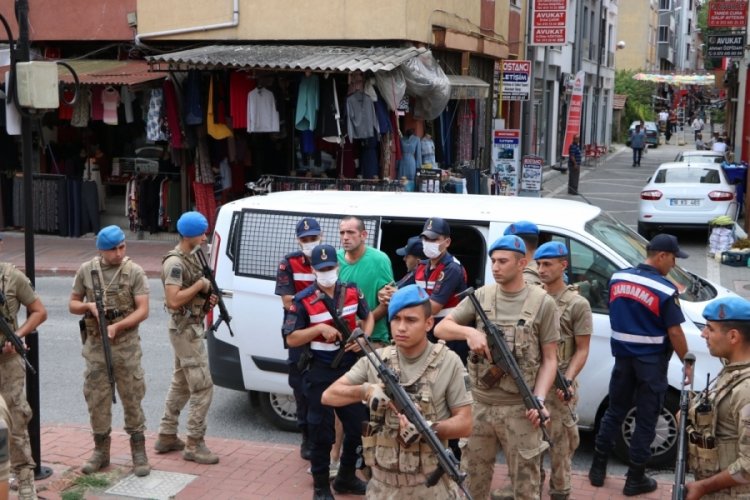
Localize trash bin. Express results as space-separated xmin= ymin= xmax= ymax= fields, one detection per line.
xmin=722 ymin=161 xmax=748 ymax=215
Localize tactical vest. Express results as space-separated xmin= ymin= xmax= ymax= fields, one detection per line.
xmin=285 ymin=253 xmax=315 ymax=292
xmin=555 ymin=285 xmax=580 ymax=369
xmin=298 ymin=283 xmax=359 ymax=363
xmin=162 ymin=248 xmax=207 ymax=323
xmin=468 ymin=284 xmax=546 ymax=394
xmin=361 ymin=342 xmax=449 ymax=475
xmin=0 ymin=263 xmax=19 ymax=331
xmin=414 ymin=254 xmax=466 ymax=319
xmin=687 ymin=365 xmax=750 ymax=497
xmin=82 ymin=257 xmax=136 ymax=337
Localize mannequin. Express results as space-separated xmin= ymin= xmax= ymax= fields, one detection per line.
xmin=421 ymin=133 xmax=436 ymax=167
xmin=398 ymin=129 xmax=421 ymax=181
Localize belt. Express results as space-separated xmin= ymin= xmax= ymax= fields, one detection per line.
xmin=371 ymin=466 xmax=427 ymax=487
xmin=104 ymin=310 xmax=124 ymax=321
xmin=689 ymin=431 xmax=716 ymax=449
xmin=88 ymin=327 xmax=136 ymax=345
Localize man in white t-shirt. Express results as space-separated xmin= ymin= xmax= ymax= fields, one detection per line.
xmin=691 ymin=116 xmax=704 ymax=141
xmin=712 ymin=137 xmax=728 ymax=155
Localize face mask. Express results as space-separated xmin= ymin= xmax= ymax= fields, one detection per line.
xmin=422 ymin=241 xmax=442 ymax=259
xmin=300 ymin=240 xmax=320 ymax=257
xmin=315 ymin=269 xmax=338 ymax=287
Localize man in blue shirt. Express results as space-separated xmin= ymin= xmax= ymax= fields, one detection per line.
xmin=567 ymin=135 xmax=583 ymax=195
xmin=630 ymin=125 xmax=646 ymax=167
xmin=589 ymin=233 xmax=692 ymax=496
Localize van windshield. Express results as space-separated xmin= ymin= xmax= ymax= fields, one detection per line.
xmin=584 ymin=213 xmax=699 ymax=298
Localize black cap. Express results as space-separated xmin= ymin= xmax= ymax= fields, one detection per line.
xmin=295 ymin=217 xmax=321 ymax=238
xmin=420 ymin=217 xmax=451 ymax=239
xmin=310 ymin=244 xmax=338 ymax=270
xmin=647 ymin=234 xmax=689 ymax=258
xmin=396 ymin=236 xmax=426 ymax=258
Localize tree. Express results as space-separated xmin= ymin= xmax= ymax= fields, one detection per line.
xmin=614 ymin=69 xmax=657 ymax=140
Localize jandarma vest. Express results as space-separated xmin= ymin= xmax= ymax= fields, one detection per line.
xmin=82 ymin=257 xmax=136 ymax=337
xmin=686 ymin=365 xmax=750 ymax=498
xmin=362 ymin=342 xmax=449 ymax=475
xmin=162 ymin=249 xmax=207 ymax=322
xmin=298 ymin=283 xmax=359 ymax=364
xmin=468 ymin=284 xmax=546 ymax=396
xmin=284 ymin=252 xmax=315 ymax=292
xmin=414 ymin=253 xmax=466 ymax=319
xmin=608 ymin=268 xmax=677 ymax=357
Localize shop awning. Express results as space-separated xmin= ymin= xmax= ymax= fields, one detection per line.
xmin=0 ymin=59 xmax=167 ymax=87
xmin=146 ymin=44 xmax=428 ymax=73
xmin=447 ymin=75 xmax=490 ymax=100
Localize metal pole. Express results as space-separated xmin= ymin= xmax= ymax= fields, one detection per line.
xmin=522 ymin=0 xmax=534 ymax=156
xmin=539 ymin=47 xmax=549 ymax=159
xmin=591 ymin=0 xmax=604 ymax=147
xmin=16 ymin=0 xmax=52 ymax=480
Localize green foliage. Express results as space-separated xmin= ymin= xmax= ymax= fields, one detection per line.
xmin=61 ymin=473 xmax=113 ymax=500
xmin=614 ymin=70 xmax=657 ymax=140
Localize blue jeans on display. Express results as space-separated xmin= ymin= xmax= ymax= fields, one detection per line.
xmin=594 ymin=354 xmax=669 ymax=465
xmin=632 ymin=148 xmax=643 ymax=166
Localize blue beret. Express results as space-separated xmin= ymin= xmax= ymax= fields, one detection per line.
xmin=488 ymin=235 xmax=526 ymax=256
xmin=388 ymin=284 xmax=430 ymax=321
xmin=177 ymin=211 xmax=209 ymax=238
xmin=534 ymin=241 xmax=569 ymax=260
xmin=703 ymin=297 xmax=750 ymax=321
xmin=310 ymin=244 xmax=338 ymax=270
xmin=504 ymin=220 xmax=539 ymax=236
xmin=96 ymin=225 xmax=125 ymax=250
xmin=296 ymin=217 xmax=321 ymax=238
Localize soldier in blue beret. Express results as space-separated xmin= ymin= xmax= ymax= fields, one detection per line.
xmin=684 ymin=296 xmax=750 ymax=498
xmin=322 ymin=285 xmax=472 ymax=499
xmin=504 ymin=221 xmax=542 ymax=285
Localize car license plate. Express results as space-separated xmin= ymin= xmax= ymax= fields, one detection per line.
xmin=670 ymin=199 xmax=700 ymax=207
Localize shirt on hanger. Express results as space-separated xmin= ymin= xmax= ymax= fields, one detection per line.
xmin=102 ymin=87 xmax=120 ymax=125
xmin=247 ymin=87 xmax=280 ymax=133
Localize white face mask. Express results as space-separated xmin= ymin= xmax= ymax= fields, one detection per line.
xmin=300 ymin=239 xmax=320 ymax=257
xmin=315 ymin=269 xmax=338 ymax=287
xmin=422 ymin=241 xmax=442 ymax=259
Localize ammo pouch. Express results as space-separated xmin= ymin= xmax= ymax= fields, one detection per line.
xmin=686 ymin=408 xmax=719 ymax=478
xmin=468 ymin=354 xmax=503 ymax=390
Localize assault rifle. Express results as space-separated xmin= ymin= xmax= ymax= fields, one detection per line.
xmin=457 ymin=287 xmax=553 ymax=445
xmin=90 ymin=270 xmax=117 ymax=404
xmin=0 ymin=316 xmax=35 ymax=375
xmin=555 ymin=370 xmax=573 ymax=402
xmin=351 ymin=330 xmax=472 ymax=499
xmin=310 ymin=288 xmax=358 ymax=369
xmin=195 ymin=248 xmax=235 ymax=337
xmin=673 ymin=353 xmax=696 ymax=500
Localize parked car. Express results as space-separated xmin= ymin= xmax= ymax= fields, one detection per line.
xmin=207 ymin=191 xmax=735 ymax=467
xmin=629 ymin=120 xmax=659 ymax=148
xmin=674 ymin=150 xmax=726 ymax=164
xmin=638 ymin=162 xmax=737 ymax=238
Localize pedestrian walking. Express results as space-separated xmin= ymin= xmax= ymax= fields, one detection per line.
xmin=0 ymin=234 xmax=47 ymax=500
xmin=684 ymin=297 xmax=750 ymax=499
xmin=629 ymin=125 xmax=646 ymax=167
xmin=155 ymin=211 xmax=220 ymax=464
xmin=68 ymin=225 xmax=152 ymax=477
xmin=435 ymin=235 xmax=560 ymax=500
xmin=322 ymin=285 xmax=473 ymax=499
xmin=567 ymin=135 xmax=582 ymax=195
xmin=692 ymin=115 xmax=705 ymax=142
xmin=589 ymin=233 xmax=693 ymax=496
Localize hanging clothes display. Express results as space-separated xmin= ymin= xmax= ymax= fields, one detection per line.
xmin=358 ymin=137 xmax=379 ymax=179
xmin=229 ymin=71 xmax=256 ymax=129
xmin=101 ymin=87 xmax=120 ymax=125
xmin=318 ymin=76 xmax=344 ymax=142
xmin=121 ymin=85 xmax=136 ymax=124
xmin=212 ymin=72 xmax=232 ymax=126
xmin=146 ymin=88 xmax=168 ymax=142
xmin=398 ymin=131 xmax=421 ymax=181
xmin=457 ymin=101 xmax=474 ymax=163
xmin=84 ymin=157 xmax=105 ymax=212
xmin=162 ymin=78 xmax=184 ymax=148
xmin=90 ymin=86 xmax=104 ymax=121
xmin=346 ymin=91 xmax=379 ymax=139
xmin=184 ymin=70 xmax=204 ymax=126
xmin=247 ymin=87 xmax=280 ymax=133
xmin=71 ymin=88 xmax=91 ymax=128
xmin=421 ymin=134 xmax=436 ymax=167
xmin=295 ymin=73 xmax=319 ymax=131
xmin=207 ymin=77 xmax=234 ymax=140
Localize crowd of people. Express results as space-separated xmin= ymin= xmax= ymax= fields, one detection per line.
xmin=0 ymin=212 xmax=749 ymax=500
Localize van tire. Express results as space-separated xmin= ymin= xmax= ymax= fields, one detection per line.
xmin=611 ymin=390 xmax=680 ymax=467
xmin=256 ymin=391 xmax=299 ymax=433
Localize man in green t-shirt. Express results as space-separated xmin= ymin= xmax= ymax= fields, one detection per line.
xmin=337 ymin=216 xmax=394 ymax=347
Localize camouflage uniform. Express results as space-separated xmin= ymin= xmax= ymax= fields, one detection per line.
xmin=449 ymin=283 xmax=559 ymax=500
xmin=523 ymin=260 xmax=542 ymax=286
xmin=545 ymin=286 xmax=592 ymax=498
xmin=686 ymin=360 xmax=750 ymax=499
xmin=73 ymin=256 xmax=149 ymax=436
xmin=158 ymin=246 xmax=213 ymax=441
xmin=0 ymin=263 xmax=38 ymax=479
xmin=0 ymin=394 xmax=9 ymax=484
xmin=346 ymin=341 xmax=472 ymax=499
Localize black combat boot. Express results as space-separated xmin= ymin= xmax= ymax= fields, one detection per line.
xmin=588 ymin=448 xmax=608 ymax=487
xmin=332 ymin=463 xmax=367 ymax=495
xmin=312 ymin=473 xmax=334 ymax=500
xmin=623 ymin=463 xmax=657 ymax=496
xmin=300 ymin=427 xmax=312 ymax=461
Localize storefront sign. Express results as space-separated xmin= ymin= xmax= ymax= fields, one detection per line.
xmin=562 ymin=70 xmax=585 ymax=158
xmin=707 ymin=33 xmax=746 ymax=57
xmin=492 ymin=129 xmax=521 ymax=196
xmin=708 ymin=0 xmax=748 ymax=28
xmin=520 ymin=155 xmax=544 ymax=195
xmin=530 ymin=0 xmax=567 ymax=46
xmin=502 ymin=60 xmax=532 ymax=101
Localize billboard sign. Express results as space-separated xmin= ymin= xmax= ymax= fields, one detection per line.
xmin=502 ymin=60 xmax=532 ymax=101
xmin=707 ymin=33 xmax=746 ymax=57
xmin=530 ymin=0 xmax=567 ymax=46
xmin=562 ymin=71 xmax=585 ymax=158
xmin=708 ymin=0 xmax=748 ymax=28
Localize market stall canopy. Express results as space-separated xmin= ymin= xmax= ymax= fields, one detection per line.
xmin=632 ymin=72 xmax=715 ymax=86
xmin=0 ymin=59 xmax=167 ymax=87
xmin=447 ymin=75 xmax=489 ymax=100
xmin=147 ymin=44 xmax=428 ymax=73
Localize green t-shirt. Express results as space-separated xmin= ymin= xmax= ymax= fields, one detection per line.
xmin=338 ymin=247 xmax=394 ymax=343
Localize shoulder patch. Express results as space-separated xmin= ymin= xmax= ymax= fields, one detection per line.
xmin=170 ymin=266 xmax=182 ymax=280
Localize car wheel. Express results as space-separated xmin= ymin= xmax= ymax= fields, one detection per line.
xmin=613 ymin=391 xmax=680 ymax=467
xmin=637 ymin=221 xmax=652 ymax=239
xmin=256 ymin=391 xmax=300 ymax=432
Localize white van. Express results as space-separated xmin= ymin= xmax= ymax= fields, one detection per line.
xmin=207 ymin=190 xmax=733 ymax=467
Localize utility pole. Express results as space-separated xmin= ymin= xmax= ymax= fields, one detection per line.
xmin=16 ymin=0 xmax=51 ymax=480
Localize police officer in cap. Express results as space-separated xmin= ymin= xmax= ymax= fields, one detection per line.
xmin=275 ymin=217 xmax=324 ymax=460
xmin=684 ymin=297 xmax=750 ymax=499
xmin=322 ymin=285 xmax=472 ymax=499
xmin=69 ymin=225 xmax=151 ymax=477
xmin=377 ymin=235 xmax=426 ymax=306
xmin=504 ymin=221 xmax=542 ymax=285
xmin=284 ymin=244 xmax=373 ymax=500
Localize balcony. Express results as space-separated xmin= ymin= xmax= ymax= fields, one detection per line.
xmin=657 ymin=43 xmax=674 ymax=63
